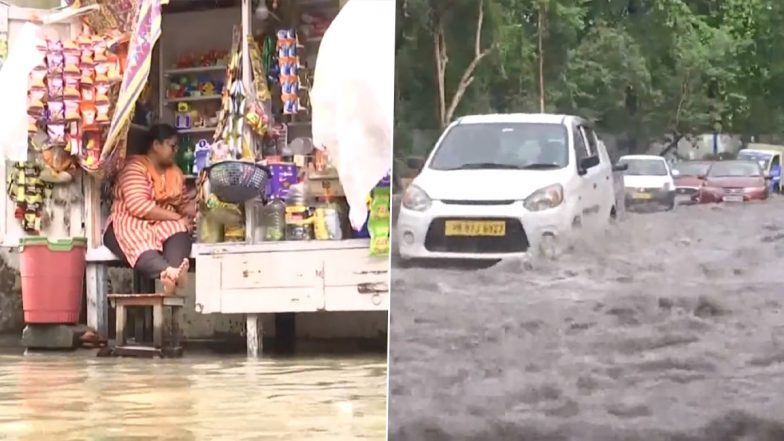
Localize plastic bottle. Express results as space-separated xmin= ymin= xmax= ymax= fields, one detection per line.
xmin=264 ymin=199 xmax=286 ymax=241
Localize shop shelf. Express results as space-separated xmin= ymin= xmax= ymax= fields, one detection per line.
xmin=165 ymin=95 xmax=222 ymax=104
xmin=164 ymin=65 xmax=226 ymax=76
xmin=179 ymin=126 xmax=218 ymax=134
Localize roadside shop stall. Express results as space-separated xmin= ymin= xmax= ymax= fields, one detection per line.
xmin=0 ymin=0 xmax=393 ymax=356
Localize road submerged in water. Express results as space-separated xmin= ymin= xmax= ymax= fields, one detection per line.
xmin=389 ymin=198 xmax=784 ymax=441
xmin=0 ymin=352 xmax=387 ymax=440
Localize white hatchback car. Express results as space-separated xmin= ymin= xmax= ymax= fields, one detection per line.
xmin=397 ymin=113 xmax=621 ymax=261
xmin=617 ymin=154 xmax=676 ymax=210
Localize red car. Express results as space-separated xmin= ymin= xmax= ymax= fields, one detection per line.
xmin=695 ymin=160 xmax=769 ymax=204
xmin=672 ymin=160 xmax=712 ymax=202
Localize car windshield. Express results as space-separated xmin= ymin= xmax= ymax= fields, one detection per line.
xmin=619 ymin=158 xmax=668 ymax=176
xmin=428 ymin=122 xmax=569 ymax=171
xmin=737 ymin=150 xmax=773 ymax=170
xmin=707 ymin=161 xmax=762 ymax=177
xmin=673 ymin=162 xmax=711 ymax=177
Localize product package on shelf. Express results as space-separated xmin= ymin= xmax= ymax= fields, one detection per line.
xmin=25 ymin=27 xmax=128 ymax=174
xmin=367 ymin=185 xmax=390 ymax=256
xmin=213 ymin=26 xmax=249 ymax=161
xmin=276 ymin=29 xmax=301 ymax=115
xmin=7 ymin=162 xmax=48 ymax=234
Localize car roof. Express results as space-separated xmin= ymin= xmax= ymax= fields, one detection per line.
xmin=712 ymin=159 xmax=759 ymax=166
xmin=455 ymin=113 xmax=575 ymax=125
xmin=740 ymin=148 xmax=775 ymax=155
xmin=619 ymin=154 xmax=666 ymax=161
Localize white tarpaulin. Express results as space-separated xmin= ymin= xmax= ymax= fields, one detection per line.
xmin=0 ymin=23 xmax=44 ymax=162
xmin=310 ymin=0 xmax=394 ymax=230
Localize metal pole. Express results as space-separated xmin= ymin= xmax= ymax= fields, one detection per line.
xmin=241 ymin=0 xmax=256 ymax=243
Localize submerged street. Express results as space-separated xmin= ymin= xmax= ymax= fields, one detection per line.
xmin=0 ymin=352 xmax=386 ymax=440
xmin=389 ymin=198 xmax=784 ymax=440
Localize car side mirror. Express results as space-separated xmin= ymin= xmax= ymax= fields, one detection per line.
xmin=671 ymin=169 xmax=680 ymax=177
xmin=578 ymin=155 xmax=601 ymax=175
xmin=611 ymin=162 xmax=628 ymax=172
xmin=697 ymin=174 xmax=707 ymax=180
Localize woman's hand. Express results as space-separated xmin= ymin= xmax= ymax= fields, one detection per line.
xmin=177 ymin=214 xmax=195 ymax=232
xmin=181 ymin=203 xmax=198 ymax=219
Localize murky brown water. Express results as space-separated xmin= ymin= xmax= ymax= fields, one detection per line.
xmin=389 ymin=198 xmax=784 ymax=440
xmin=0 ymin=352 xmax=386 ymax=441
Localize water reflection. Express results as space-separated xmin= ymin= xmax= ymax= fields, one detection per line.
xmin=0 ymin=353 xmax=386 ymax=440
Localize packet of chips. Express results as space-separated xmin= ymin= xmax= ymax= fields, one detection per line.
xmin=368 ymin=186 xmax=390 ymax=256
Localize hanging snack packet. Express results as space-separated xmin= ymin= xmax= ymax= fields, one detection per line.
xmin=47 ymin=75 xmax=64 ymax=99
xmin=63 ymin=75 xmax=80 ymax=97
xmin=80 ymin=101 xmax=96 ymax=126
xmin=95 ymin=95 xmax=110 ymax=123
xmin=28 ymin=86 xmax=46 ymax=116
xmin=48 ymin=100 xmax=65 ymax=121
xmin=64 ymin=84 xmax=81 ymax=121
xmin=63 ymin=41 xmax=80 ymax=73
xmin=27 ymin=115 xmax=38 ymax=133
xmin=47 ymin=124 xmax=66 ymax=145
xmin=368 ymin=186 xmax=391 ymax=256
xmin=95 ymin=79 xmax=110 ymax=98
xmin=46 ymin=43 xmax=64 ymax=75
xmin=81 ymin=84 xmax=95 ymax=102
xmin=30 ymin=66 xmax=47 ymax=89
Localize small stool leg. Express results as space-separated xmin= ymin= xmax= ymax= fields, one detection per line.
xmin=115 ymin=304 xmax=126 ymax=346
xmin=246 ymin=314 xmax=262 ymax=358
xmin=153 ymin=304 xmax=163 ymax=348
xmin=172 ymin=307 xmax=184 ymax=347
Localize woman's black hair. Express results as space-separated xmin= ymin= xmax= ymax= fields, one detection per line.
xmin=144 ymin=124 xmax=179 ymax=152
xmin=126 ymin=123 xmax=179 ymax=155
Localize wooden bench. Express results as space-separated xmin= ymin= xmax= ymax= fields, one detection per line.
xmin=106 ymin=293 xmax=185 ymax=358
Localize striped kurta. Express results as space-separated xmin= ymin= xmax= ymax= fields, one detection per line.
xmin=107 ymin=156 xmax=189 ymax=267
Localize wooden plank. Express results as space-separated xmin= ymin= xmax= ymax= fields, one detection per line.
xmin=246 ymin=313 xmax=262 ymax=357
xmin=108 ymin=294 xmax=186 ymax=307
xmin=85 ymin=263 xmax=109 ymax=338
xmin=193 ymin=238 xmax=371 ymax=256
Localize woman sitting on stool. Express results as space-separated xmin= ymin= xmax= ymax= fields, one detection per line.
xmin=103 ymin=123 xmax=195 ymax=294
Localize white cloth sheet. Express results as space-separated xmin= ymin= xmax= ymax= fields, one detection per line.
xmin=0 ymin=23 xmax=44 ymax=162
xmin=310 ymin=0 xmax=395 ymax=230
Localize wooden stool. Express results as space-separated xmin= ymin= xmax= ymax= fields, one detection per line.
xmin=107 ymin=294 xmax=185 ymax=358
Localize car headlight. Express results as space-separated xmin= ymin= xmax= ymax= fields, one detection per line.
xmin=523 ymin=184 xmax=564 ymax=211
xmin=402 ymin=185 xmax=432 ymax=212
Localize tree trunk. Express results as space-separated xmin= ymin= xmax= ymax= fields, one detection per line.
xmin=433 ymin=0 xmax=492 ymax=129
xmin=537 ymin=1 xmax=546 ymax=113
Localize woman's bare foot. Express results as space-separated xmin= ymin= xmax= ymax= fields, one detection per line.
xmin=175 ymin=258 xmax=190 ymax=290
xmin=161 ymin=267 xmax=178 ymax=295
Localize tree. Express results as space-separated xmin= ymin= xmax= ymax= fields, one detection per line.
xmin=432 ymin=0 xmax=495 ymax=128
xmin=395 ymin=0 xmax=784 ymax=155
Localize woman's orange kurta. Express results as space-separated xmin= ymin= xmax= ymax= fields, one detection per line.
xmin=107 ymin=155 xmax=189 ymax=267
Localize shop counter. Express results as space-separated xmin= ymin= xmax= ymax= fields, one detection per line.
xmin=193 ymin=239 xmax=389 ymax=314
xmin=193 ymin=239 xmax=389 ymax=356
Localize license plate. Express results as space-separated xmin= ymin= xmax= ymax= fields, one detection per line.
xmin=723 ymin=195 xmax=744 ymax=202
xmin=633 ymin=192 xmax=652 ymax=200
xmin=444 ymin=220 xmax=506 ymax=236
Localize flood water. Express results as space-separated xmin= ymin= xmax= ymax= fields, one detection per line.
xmin=0 ymin=352 xmax=387 ymax=440
xmin=389 ymin=198 xmax=784 ymax=440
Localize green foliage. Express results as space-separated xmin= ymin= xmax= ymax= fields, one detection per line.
xmin=396 ymin=0 xmax=784 ymax=154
